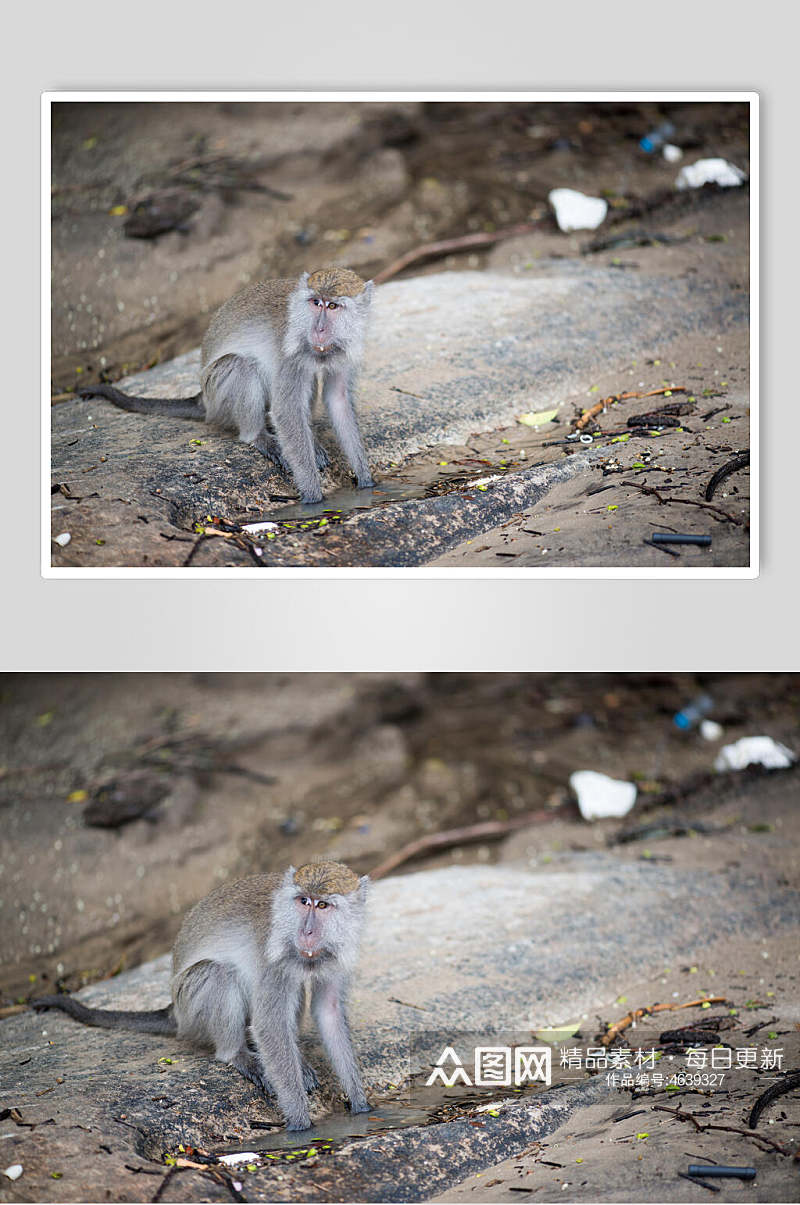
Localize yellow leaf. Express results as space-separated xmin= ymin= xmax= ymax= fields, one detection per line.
xmin=518 ymin=408 xmax=558 ymax=427
xmin=67 ymin=789 xmax=88 ymax=803
xmin=534 ymin=1022 xmax=581 ymax=1043
xmin=109 ymin=205 xmax=128 ymax=217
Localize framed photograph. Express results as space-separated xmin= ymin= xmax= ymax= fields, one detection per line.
xmin=45 ymin=92 xmax=756 ymax=577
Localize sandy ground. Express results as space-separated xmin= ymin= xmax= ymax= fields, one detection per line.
xmin=428 ymin=189 xmax=750 ymax=568
xmin=429 ymin=772 xmax=800 ymax=1203
xmin=431 ymin=931 xmax=799 ymax=1203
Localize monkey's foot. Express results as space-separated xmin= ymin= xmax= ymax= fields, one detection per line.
xmin=313 ymin=442 xmax=330 ymax=471
xmin=252 ymin=433 xmax=291 ymax=476
xmin=285 ymin=1113 xmax=312 ymax=1132
xmin=348 ymin=1096 xmax=370 ymax=1114
xmin=301 ymin=1061 xmax=320 ymax=1093
xmin=230 ymin=1051 xmax=273 ymax=1097
xmin=356 ymin=475 xmax=376 ymax=490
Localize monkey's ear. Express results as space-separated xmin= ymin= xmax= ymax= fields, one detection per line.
xmin=357 ymin=874 xmax=370 ymax=902
xmin=362 ymin=281 xmax=374 ymax=304
xmin=298 ymin=271 xmax=310 ymax=289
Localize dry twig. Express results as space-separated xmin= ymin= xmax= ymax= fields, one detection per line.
xmin=601 ymin=996 xmax=726 ymax=1046
xmin=572 ymin=387 xmax=688 ymax=433
xmin=748 ymin=1070 xmax=800 ymax=1130
xmin=652 ymin=1104 xmax=793 ymax=1157
xmin=622 ymin=480 xmax=748 ymax=528
xmin=373 ymin=222 xmax=541 ymax=285
xmin=705 ymin=451 xmax=750 ymax=501
xmin=369 ymin=809 xmax=556 ymax=880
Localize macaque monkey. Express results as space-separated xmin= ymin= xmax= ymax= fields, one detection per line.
xmin=79 ymin=269 xmax=375 ymax=505
xmin=33 ymin=862 xmax=370 ymax=1131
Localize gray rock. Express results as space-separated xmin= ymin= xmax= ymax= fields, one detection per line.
xmin=50 ymin=263 xmax=747 ymax=567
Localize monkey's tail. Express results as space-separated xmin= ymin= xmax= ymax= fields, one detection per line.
xmin=78 ymin=383 xmax=204 ymax=420
xmin=32 ymin=994 xmax=177 ymax=1034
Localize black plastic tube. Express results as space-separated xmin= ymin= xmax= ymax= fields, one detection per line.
xmin=652 ymin=532 xmax=712 ymax=547
xmin=688 ymin=1165 xmax=756 ymax=1180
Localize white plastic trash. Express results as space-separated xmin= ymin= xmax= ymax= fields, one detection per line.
xmin=675 ymin=158 xmax=746 ymax=191
xmin=570 ymin=770 xmax=637 ymax=821
xmin=3 ymin=1166 xmax=23 ymax=1181
xmin=662 ymin=144 xmax=683 ymax=164
xmin=548 ymin=188 xmax=608 ymax=232
xmin=714 ymin=736 xmax=795 ymax=772
xmin=700 ymin=719 xmax=724 ymax=742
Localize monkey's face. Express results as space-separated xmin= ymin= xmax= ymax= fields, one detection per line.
xmin=270 ymin=865 xmax=368 ymax=972
xmin=287 ymin=272 xmax=373 ymax=366
xmin=294 ymin=894 xmax=336 ymax=961
xmin=307 ymin=297 xmax=346 ymax=356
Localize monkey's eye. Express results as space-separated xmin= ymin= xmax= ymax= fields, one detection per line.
xmin=311 ymin=299 xmax=324 ymax=308
xmin=327 ymin=302 xmax=339 ymax=310
xmin=299 ymin=896 xmax=311 ymax=906
xmin=316 ymin=900 xmax=329 ymax=909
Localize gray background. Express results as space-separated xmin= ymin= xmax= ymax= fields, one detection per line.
xmin=8 ymin=1 xmax=792 ymax=669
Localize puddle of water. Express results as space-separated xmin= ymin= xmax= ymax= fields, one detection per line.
xmin=219 ymin=1100 xmax=430 ymax=1155
xmin=216 ymin=1080 xmax=552 ymax=1156
xmin=270 ymin=480 xmax=428 ymax=521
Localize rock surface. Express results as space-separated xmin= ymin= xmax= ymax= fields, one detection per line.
xmin=50 ymin=262 xmax=747 ymax=568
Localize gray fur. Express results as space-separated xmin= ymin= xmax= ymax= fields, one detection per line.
xmin=33 ymin=865 xmax=370 ymax=1132
xmin=80 ymin=271 xmax=375 ymax=505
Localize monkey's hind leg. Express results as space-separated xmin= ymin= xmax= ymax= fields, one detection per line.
xmin=252 ymin=430 xmax=292 ymax=476
xmin=173 ymin=960 xmax=272 ymax=1097
xmin=313 ymin=441 xmax=330 ymax=472
xmin=203 ymin=354 xmax=291 ymax=483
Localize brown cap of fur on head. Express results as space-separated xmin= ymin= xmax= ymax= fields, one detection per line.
xmin=293 ymin=861 xmax=360 ymax=897
xmin=306 ymin=268 xmax=367 ymax=299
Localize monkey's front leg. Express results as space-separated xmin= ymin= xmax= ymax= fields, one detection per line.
xmin=311 ymin=980 xmax=369 ymax=1114
xmin=250 ymin=984 xmax=311 ymax=1130
xmin=322 ymin=372 xmax=375 ymax=490
xmin=270 ymin=367 xmax=324 ymax=504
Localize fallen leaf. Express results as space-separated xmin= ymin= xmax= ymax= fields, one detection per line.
xmin=518 ymin=408 xmax=559 ymax=427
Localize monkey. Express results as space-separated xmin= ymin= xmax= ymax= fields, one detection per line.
xmin=33 ymin=862 xmax=370 ymax=1132
xmin=78 ymin=269 xmax=375 ymax=505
